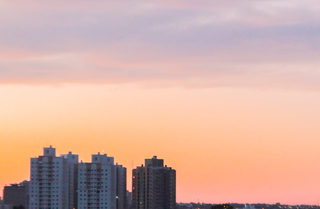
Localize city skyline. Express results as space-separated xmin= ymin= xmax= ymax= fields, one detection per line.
xmin=29 ymin=146 xmax=127 ymax=209
xmin=1 ymin=0 xmax=320 ymax=205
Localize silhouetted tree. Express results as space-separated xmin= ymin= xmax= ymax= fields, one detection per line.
xmin=211 ymin=204 xmax=234 ymax=209
xmin=13 ymin=205 xmax=25 ymax=209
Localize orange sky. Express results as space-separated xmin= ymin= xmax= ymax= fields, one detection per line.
xmin=1 ymin=84 xmax=320 ymax=204
xmin=1 ymin=0 xmax=320 ymax=205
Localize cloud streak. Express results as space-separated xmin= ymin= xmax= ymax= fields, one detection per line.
xmin=1 ymin=0 xmax=320 ymax=89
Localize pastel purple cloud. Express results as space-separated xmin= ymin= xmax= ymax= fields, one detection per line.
xmin=1 ymin=0 xmax=320 ymax=89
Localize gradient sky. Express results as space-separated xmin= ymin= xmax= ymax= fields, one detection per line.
xmin=1 ymin=0 xmax=320 ymax=205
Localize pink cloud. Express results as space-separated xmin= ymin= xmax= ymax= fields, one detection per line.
xmin=0 ymin=0 xmax=319 ymax=90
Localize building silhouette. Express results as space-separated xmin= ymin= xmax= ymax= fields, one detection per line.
xmin=132 ymin=156 xmax=176 ymax=209
xmin=116 ymin=164 xmax=127 ymax=209
xmin=60 ymin=151 xmax=79 ymax=208
xmin=29 ymin=146 xmax=127 ymax=209
xmin=3 ymin=181 xmax=29 ymax=209
xmin=78 ymin=153 xmax=123 ymax=209
xmin=29 ymin=146 xmax=78 ymax=209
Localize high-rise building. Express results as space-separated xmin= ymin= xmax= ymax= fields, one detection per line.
xmin=3 ymin=181 xmax=29 ymax=208
xmin=132 ymin=156 xmax=176 ymax=209
xmin=29 ymin=146 xmax=78 ymax=209
xmin=29 ymin=146 xmax=126 ymax=209
xmin=116 ymin=164 xmax=127 ymax=209
xmin=77 ymin=153 xmax=127 ymax=209
xmin=60 ymin=151 xmax=79 ymax=209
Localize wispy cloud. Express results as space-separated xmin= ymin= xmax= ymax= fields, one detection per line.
xmin=1 ymin=0 xmax=320 ymax=89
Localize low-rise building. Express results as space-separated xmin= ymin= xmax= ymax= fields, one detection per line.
xmin=3 ymin=181 xmax=29 ymax=209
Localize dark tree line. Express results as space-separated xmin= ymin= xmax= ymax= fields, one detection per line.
xmin=13 ymin=206 xmax=25 ymax=209
xmin=211 ymin=204 xmax=234 ymax=209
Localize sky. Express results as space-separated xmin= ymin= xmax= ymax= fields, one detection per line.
xmin=1 ymin=0 xmax=320 ymax=205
